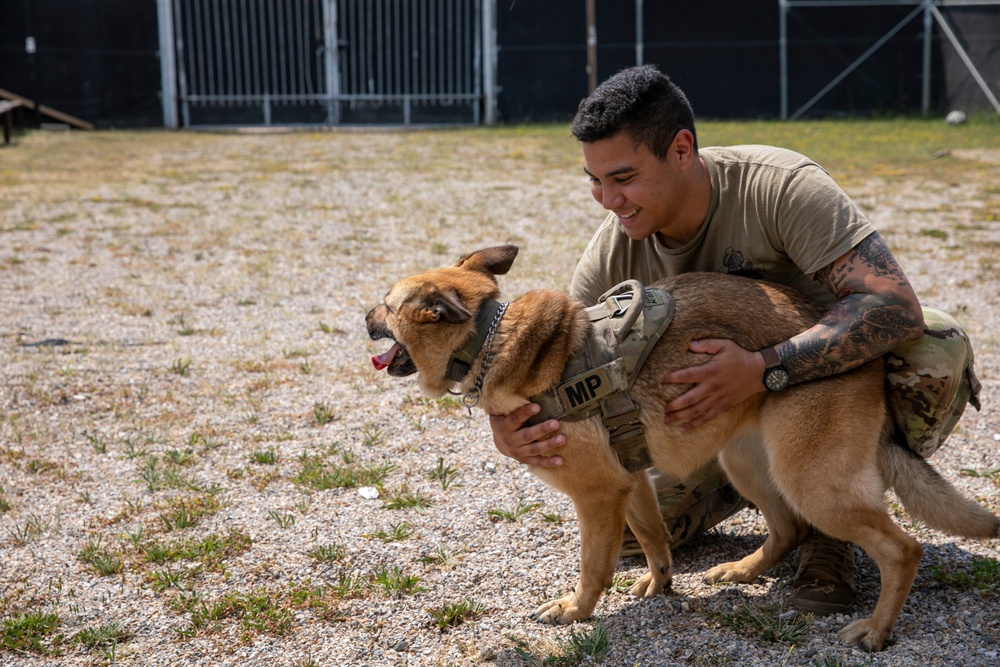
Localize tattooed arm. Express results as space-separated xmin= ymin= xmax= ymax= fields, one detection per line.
xmin=662 ymin=231 xmax=923 ymax=429
xmin=777 ymin=231 xmax=924 ymax=383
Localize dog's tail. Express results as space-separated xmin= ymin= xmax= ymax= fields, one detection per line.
xmin=879 ymin=436 xmax=1000 ymax=539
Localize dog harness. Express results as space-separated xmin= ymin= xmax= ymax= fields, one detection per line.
xmin=528 ymin=280 xmax=675 ymax=473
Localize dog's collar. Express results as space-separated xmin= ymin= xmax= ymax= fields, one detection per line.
xmin=446 ymin=299 xmax=505 ymax=384
xmin=447 ymin=299 xmax=509 ymax=411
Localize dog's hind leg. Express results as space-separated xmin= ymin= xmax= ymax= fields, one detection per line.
xmin=811 ymin=503 xmax=921 ymax=651
xmin=705 ymin=434 xmax=811 ymax=584
xmin=624 ymin=471 xmax=673 ymax=598
xmin=534 ymin=487 xmax=631 ymax=624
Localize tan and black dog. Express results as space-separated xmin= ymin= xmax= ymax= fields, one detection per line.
xmin=365 ymin=245 xmax=998 ymax=650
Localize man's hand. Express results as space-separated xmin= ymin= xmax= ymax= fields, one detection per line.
xmin=662 ymin=339 xmax=766 ymax=429
xmin=489 ymin=403 xmax=566 ymax=467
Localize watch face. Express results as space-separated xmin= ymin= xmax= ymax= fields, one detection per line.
xmin=765 ymin=368 xmax=790 ymax=392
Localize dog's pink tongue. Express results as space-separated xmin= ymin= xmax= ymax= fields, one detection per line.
xmin=371 ymin=343 xmax=400 ymax=371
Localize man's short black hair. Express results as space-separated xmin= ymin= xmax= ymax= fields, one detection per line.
xmin=571 ymin=65 xmax=697 ymax=159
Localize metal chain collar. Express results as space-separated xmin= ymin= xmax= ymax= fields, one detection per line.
xmin=461 ymin=300 xmax=509 ymax=413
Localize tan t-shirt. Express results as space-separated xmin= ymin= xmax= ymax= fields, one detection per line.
xmin=569 ymin=145 xmax=876 ymax=309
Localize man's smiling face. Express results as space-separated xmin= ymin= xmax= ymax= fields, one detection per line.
xmin=582 ymin=131 xmax=698 ymax=246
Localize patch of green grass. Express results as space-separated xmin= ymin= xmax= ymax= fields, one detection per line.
xmin=367 ymin=522 xmax=412 ymax=542
xmin=362 ymin=422 xmax=385 ymax=447
xmin=608 ymin=572 xmax=637 ymax=594
xmin=268 ymin=510 xmax=296 ymax=529
xmin=71 ymin=620 xmax=131 ymax=654
xmin=287 ymin=581 xmax=345 ymax=622
xmin=711 ymin=602 xmax=812 ymax=644
xmin=488 ymin=498 xmax=540 ymax=523
xmin=960 ymin=467 xmax=1000 ymax=483
xmin=329 ymin=570 xmax=368 ymax=599
xmin=382 ymin=485 xmax=433 ymax=511
xmin=428 ymin=457 xmax=463 ymax=490
xmin=83 ymin=432 xmax=107 ymax=454
xmin=919 ymin=228 xmax=949 ymax=240
xmin=313 ymin=402 xmax=336 ymax=425
xmin=141 ymin=530 xmax=252 ymax=568
xmin=419 ymin=544 xmax=464 ymax=565
xmin=148 ymin=567 xmax=196 ymax=592
xmin=294 ymin=454 xmax=393 ymax=490
xmin=307 ymin=543 xmax=344 ymax=563
xmin=928 ymin=557 xmax=1000 ymax=593
xmin=165 ymin=448 xmax=195 ymax=466
xmin=811 ymin=654 xmax=874 ymax=667
xmin=178 ymin=589 xmax=293 ymax=642
xmin=157 ymin=494 xmax=223 ymax=532
xmin=122 ymin=437 xmax=148 ymax=460
xmin=0 ymin=610 xmax=62 ymax=655
xmin=170 ymin=357 xmax=193 ymax=376
xmin=515 ymin=620 xmax=610 ymax=666
xmin=251 ymin=448 xmax=278 ymax=465
xmin=77 ymin=535 xmax=124 ymax=576
xmin=373 ymin=566 xmax=426 ymax=596
xmin=697 ymin=117 xmax=1000 ymax=184
xmin=6 ymin=512 xmax=52 ymax=545
xmin=140 ymin=456 xmax=164 ymax=491
xmin=428 ymin=598 xmax=485 ymax=631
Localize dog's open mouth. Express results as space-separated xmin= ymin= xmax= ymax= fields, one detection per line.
xmin=371 ymin=341 xmax=417 ymax=376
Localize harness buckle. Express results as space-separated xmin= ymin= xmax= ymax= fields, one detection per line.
xmin=602 ymin=406 xmax=641 ymax=431
xmin=609 ymin=294 xmax=633 ymax=318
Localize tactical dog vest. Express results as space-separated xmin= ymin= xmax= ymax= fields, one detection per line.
xmin=528 ymin=280 xmax=675 ymax=473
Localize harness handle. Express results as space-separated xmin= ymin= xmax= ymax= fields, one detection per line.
xmin=597 ymin=279 xmax=646 ymax=343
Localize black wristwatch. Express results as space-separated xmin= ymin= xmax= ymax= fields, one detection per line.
xmin=760 ymin=346 xmax=790 ymax=392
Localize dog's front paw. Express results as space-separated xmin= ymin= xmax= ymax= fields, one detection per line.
xmin=838 ymin=617 xmax=891 ymax=651
xmin=629 ymin=569 xmax=672 ymax=598
xmin=703 ymin=561 xmax=756 ymax=584
xmin=534 ymin=594 xmax=590 ymax=625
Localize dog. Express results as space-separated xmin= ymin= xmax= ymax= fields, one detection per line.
xmin=365 ymin=245 xmax=998 ymax=650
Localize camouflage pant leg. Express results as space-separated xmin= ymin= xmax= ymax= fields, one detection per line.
xmin=642 ymin=462 xmax=749 ymax=549
xmin=884 ymin=305 xmax=982 ymax=458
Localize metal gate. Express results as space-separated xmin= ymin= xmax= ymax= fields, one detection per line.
xmin=158 ymin=0 xmax=495 ymax=127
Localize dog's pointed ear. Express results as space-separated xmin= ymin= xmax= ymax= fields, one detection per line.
xmin=415 ymin=287 xmax=471 ymax=324
xmin=454 ymin=245 xmax=518 ymax=277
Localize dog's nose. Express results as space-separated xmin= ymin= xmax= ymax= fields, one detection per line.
xmin=365 ymin=305 xmax=390 ymax=340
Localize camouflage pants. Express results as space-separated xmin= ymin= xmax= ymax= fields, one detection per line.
xmin=641 ymin=305 xmax=982 ymax=549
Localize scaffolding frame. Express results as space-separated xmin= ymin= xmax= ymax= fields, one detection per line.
xmin=779 ymin=0 xmax=1000 ymax=120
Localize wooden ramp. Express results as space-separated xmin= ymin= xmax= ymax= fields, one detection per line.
xmin=0 ymin=87 xmax=95 ymax=130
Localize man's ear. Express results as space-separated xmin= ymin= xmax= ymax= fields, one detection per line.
xmin=454 ymin=245 xmax=518 ymax=276
xmin=415 ymin=287 xmax=471 ymax=324
xmin=672 ymin=129 xmax=696 ymax=168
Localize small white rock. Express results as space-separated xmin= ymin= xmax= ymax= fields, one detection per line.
xmin=946 ymin=110 xmax=967 ymax=125
xmin=358 ymin=486 xmax=379 ymax=500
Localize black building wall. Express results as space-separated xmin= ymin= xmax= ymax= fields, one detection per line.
xmin=0 ymin=0 xmax=162 ymax=128
xmin=494 ymin=1 xmax=951 ymax=123
xmin=0 ymin=1 xmax=995 ymax=128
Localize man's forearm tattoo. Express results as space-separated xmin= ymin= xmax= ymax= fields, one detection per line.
xmin=780 ymin=232 xmax=923 ymax=384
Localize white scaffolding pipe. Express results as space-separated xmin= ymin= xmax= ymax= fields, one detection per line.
xmin=482 ymin=0 xmax=497 ymax=124
xmin=156 ymin=0 xmax=178 ymax=128
xmin=788 ymin=2 xmax=925 ymax=120
xmin=635 ymin=0 xmax=644 ymax=65
xmin=930 ymin=2 xmax=1000 ymax=113
xmin=322 ymin=0 xmax=340 ymax=125
xmin=780 ymin=0 xmax=1000 ymax=120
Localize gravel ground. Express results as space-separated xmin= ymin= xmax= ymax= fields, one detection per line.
xmin=0 ymin=127 xmax=997 ymax=667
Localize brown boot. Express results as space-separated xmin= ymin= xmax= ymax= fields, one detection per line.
xmin=787 ymin=532 xmax=856 ymax=614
